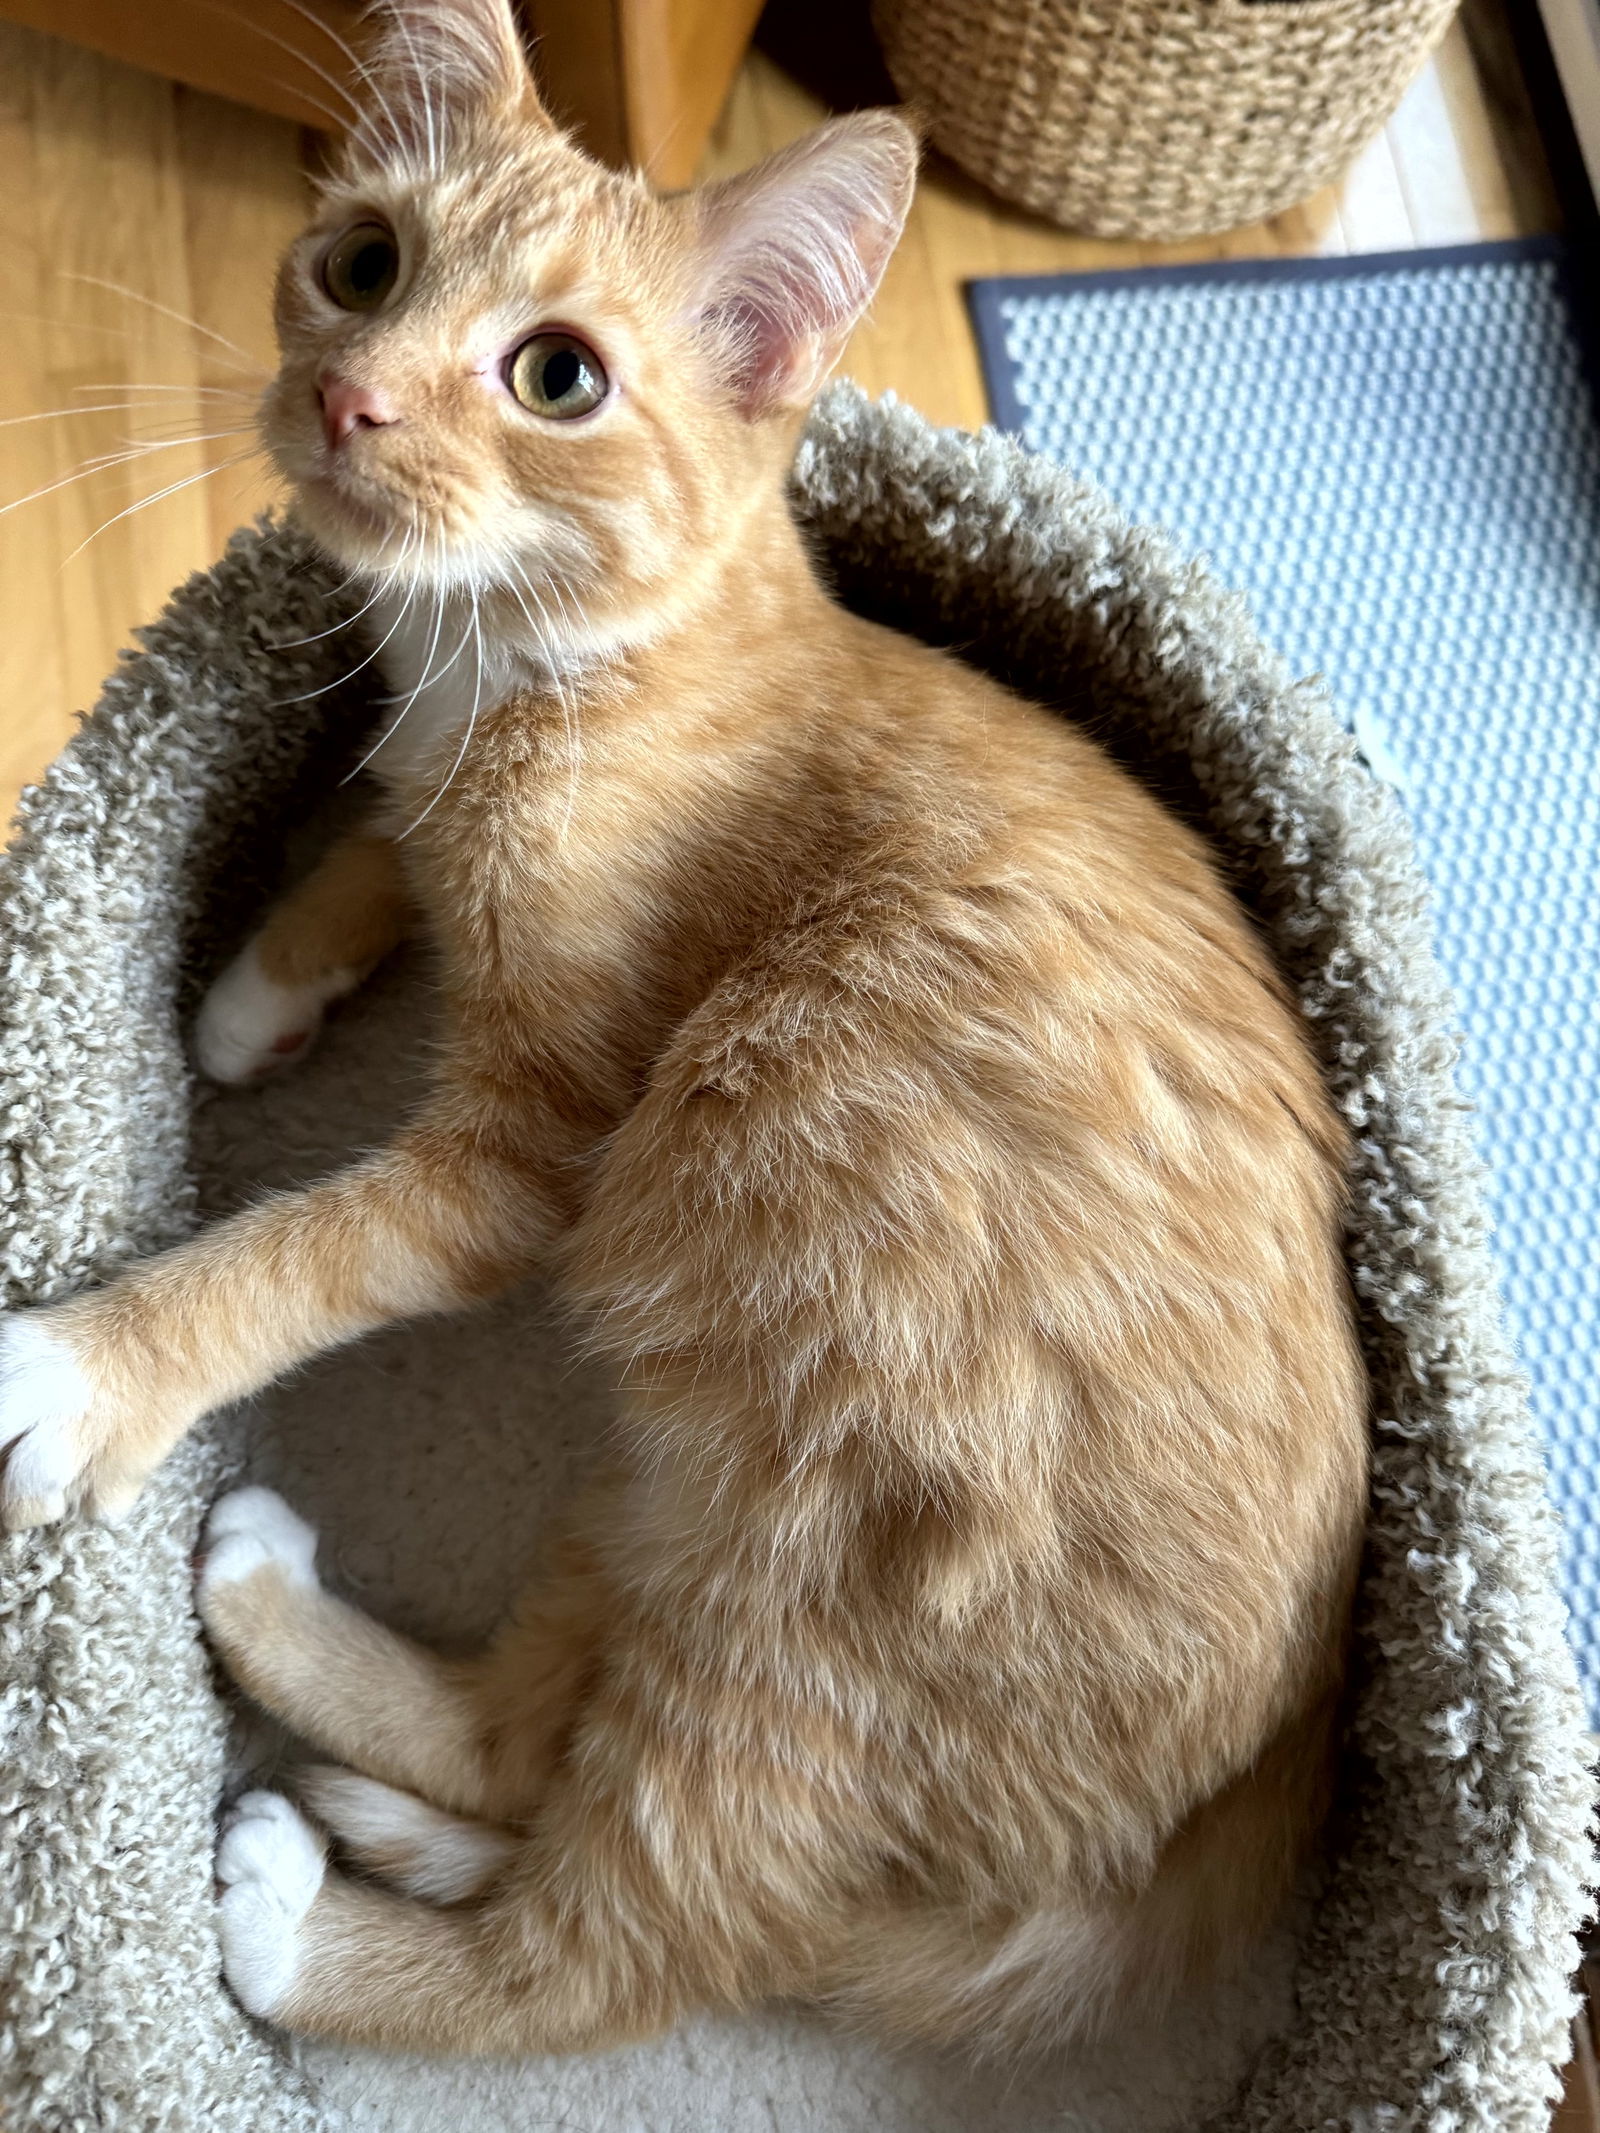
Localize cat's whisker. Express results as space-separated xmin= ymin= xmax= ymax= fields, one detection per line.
xmin=0 ymin=430 xmax=248 ymax=524
xmin=0 ymin=403 xmax=229 ymax=432
xmin=62 ymin=446 xmax=259 ymax=562
xmin=399 ymin=583 xmax=486 ymax=839
xmin=342 ymin=561 xmax=446 ymax=771
xmin=275 ymin=0 xmax=410 ymax=165
xmin=278 ymin=0 xmax=371 ymax=85
xmin=61 ymin=275 xmax=271 ymax=379
xmin=279 ymin=544 xmax=418 ymax=709
xmin=74 ymin=380 xmax=258 ymax=399
xmin=0 ymin=390 xmax=257 ymax=433
xmin=109 ymin=425 xmax=258 ymax=453
xmin=413 ymin=588 xmax=479 ymax=694
xmin=197 ymin=0 xmax=368 ymax=132
xmin=354 ymin=577 xmax=480 ymax=763
xmin=266 ymin=75 xmax=359 ymax=134
xmin=0 ymin=309 xmax=258 ymax=375
xmin=387 ymin=4 xmax=446 ymax=176
xmin=542 ymin=571 xmax=588 ymax=660
xmin=188 ymin=0 xmax=401 ymax=172
xmin=504 ymin=560 xmax=582 ymax=847
xmin=266 ymin=566 xmax=391 ymax=652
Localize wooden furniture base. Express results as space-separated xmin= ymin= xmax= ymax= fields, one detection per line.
xmin=0 ymin=0 xmax=760 ymax=186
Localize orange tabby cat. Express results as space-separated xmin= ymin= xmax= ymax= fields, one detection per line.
xmin=0 ymin=0 xmax=1367 ymax=2058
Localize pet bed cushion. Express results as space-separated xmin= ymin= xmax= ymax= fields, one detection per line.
xmin=0 ymin=384 xmax=1591 ymax=2132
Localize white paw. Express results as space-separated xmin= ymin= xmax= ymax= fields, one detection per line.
xmin=0 ymin=1313 xmax=94 ymax=1528
xmin=195 ymin=940 xmax=356 ymax=1085
xmin=198 ymin=1485 xmax=319 ymax=1604
xmin=216 ymin=1789 xmax=325 ymax=2017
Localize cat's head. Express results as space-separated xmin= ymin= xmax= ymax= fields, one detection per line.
xmin=262 ymin=0 xmax=916 ymax=649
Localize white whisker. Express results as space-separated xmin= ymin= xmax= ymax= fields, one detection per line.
xmin=194 ymin=0 xmax=377 ymax=156
xmin=0 ymin=309 xmax=254 ymax=371
xmin=0 ymin=403 xmax=201 ymax=431
xmin=108 ymin=424 xmax=256 ymax=451
xmin=61 ymin=275 xmax=269 ymax=378
xmin=387 ymin=4 xmax=442 ymax=175
xmin=279 ymin=543 xmax=419 ymax=708
xmin=339 ymin=547 xmax=445 ymax=749
xmin=0 ymin=396 xmax=256 ymax=434
xmin=0 ymin=435 xmax=232 ymax=523
xmin=506 ymin=560 xmax=583 ymax=848
xmin=266 ymin=566 xmax=388 ymax=650
xmin=62 ymin=448 xmax=257 ymax=561
xmin=278 ymin=0 xmax=408 ymax=163
xmin=266 ymin=74 xmax=358 ymax=132
xmin=74 ymin=380 xmax=257 ymax=399
xmin=400 ymin=583 xmax=484 ymax=838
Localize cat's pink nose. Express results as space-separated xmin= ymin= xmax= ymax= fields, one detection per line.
xmin=317 ymin=375 xmax=396 ymax=452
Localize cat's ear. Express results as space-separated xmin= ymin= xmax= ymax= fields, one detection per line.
xmin=692 ymin=113 xmax=918 ymax=418
xmin=357 ymin=0 xmax=551 ymax=161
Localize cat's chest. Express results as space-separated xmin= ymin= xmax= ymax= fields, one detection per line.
xmin=361 ymin=588 xmax=536 ymax=795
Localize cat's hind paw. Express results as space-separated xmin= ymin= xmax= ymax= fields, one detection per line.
xmin=198 ymin=1485 xmax=319 ymax=1603
xmin=216 ymin=1789 xmax=325 ymax=2017
xmin=195 ymin=942 xmax=354 ymax=1086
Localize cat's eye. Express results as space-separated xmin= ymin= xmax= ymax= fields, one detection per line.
xmin=321 ymin=221 xmax=400 ymax=312
xmin=508 ymin=334 xmax=608 ymax=420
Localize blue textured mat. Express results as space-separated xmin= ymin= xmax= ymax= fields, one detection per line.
xmin=968 ymin=240 xmax=1600 ymax=1718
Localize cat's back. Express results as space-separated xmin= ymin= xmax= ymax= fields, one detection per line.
xmin=789 ymin=609 xmax=1339 ymax=1158
xmin=588 ymin=602 xmax=1363 ymax=1502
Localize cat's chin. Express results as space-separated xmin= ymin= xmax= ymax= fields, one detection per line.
xmin=293 ymin=476 xmax=410 ymax=570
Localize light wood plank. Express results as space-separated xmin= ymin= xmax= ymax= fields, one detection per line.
xmin=0 ymin=19 xmax=306 ymax=815
xmin=1555 ymin=2005 xmax=1600 ymax=2133
xmin=170 ymin=85 xmax=306 ymax=557
xmin=618 ymin=0 xmax=767 ymax=188
xmin=0 ymin=0 xmax=367 ymax=133
xmin=1335 ymin=128 xmax=1418 ymax=253
xmin=0 ymin=27 xmax=69 ymax=805
xmin=1389 ymin=27 xmax=1508 ymax=245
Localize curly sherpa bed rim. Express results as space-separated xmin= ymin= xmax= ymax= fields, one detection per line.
xmin=0 ymin=382 xmax=1591 ymax=2132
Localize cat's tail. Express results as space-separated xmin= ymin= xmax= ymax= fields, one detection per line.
xmin=830 ymin=1691 xmax=1339 ymax=2053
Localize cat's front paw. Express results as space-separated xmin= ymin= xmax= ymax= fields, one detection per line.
xmin=0 ymin=1312 xmax=99 ymax=1529
xmin=216 ymin=1790 xmax=326 ymax=2018
xmin=195 ymin=941 xmax=356 ymax=1085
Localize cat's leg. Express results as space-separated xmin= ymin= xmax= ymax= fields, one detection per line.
xmin=196 ymin=828 xmax=409 ymax=1084
xmin=212 ymin=1575 xmax=834 ymax=2049
xmin=196 ymin=1483 xmax=605 ymax=1818
xmin=298 ymin=1767 xmax=518 ymax=1903
xmin=0 ymin=1109 xmax=559 ymax=1528
xmin=197 ymin=1486 xmax=498 ymax=1811
xmin=214 ymin=1782 xmax=783 ymax=2053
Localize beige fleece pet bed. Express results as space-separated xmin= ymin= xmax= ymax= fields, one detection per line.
xmin=1 ymin=385 xmax=1591 ymax=2132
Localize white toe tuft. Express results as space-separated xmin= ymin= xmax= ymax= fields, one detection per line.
xmin=199 ymin=1485 xmax=319 ymax=1601
xmin=0 ymin=1313 xmax=93 ymax=1529
xmin=195 ymin=941 xmax=356 ymax=1086
xmin=216 ymin=1789 xmax=325 ymax=2017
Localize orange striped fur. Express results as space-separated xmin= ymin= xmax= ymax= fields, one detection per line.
xmin=0 ymin=0 xmax=1367 ymax=2061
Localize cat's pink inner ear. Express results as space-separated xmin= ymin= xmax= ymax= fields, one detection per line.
xmin=694 ymin=113 xmax=918 ymax=418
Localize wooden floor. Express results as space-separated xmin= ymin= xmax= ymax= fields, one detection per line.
xmin=0 ymin=24 xmax=306 ymax=808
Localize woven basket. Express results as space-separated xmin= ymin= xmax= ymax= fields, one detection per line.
xmin=872 ymin=0 xmax=1460 ymax=239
